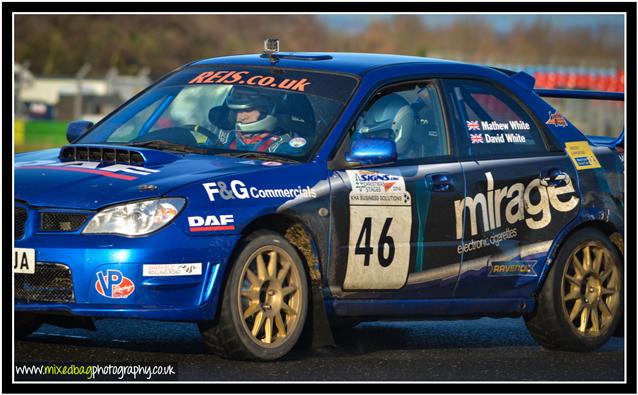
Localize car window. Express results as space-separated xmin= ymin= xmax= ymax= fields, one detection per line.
xmin=106 ymin=98 xmax=164 ymax=142
xmin=444 ymin=79 xmax=548 ymax=158
xmin=350 ymin=82 xmax=449 ymax=161
xmin=78 ymin=67 xmax=358 ymax=160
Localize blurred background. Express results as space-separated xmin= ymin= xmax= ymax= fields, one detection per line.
xmin=14 ymin=14 xmax=625 ymax=153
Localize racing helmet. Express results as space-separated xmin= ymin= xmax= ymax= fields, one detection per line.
xmin=355 ymin=93 xmax=415 ymax=153
xmin=225 ymin=86 xmax=278 ymax=133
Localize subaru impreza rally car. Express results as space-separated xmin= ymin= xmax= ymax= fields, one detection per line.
xmin=14 ymin=42 xmax=624 ymax=360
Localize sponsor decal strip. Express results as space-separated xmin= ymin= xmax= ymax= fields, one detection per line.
xmin=406 ymin=240 xmax=553 ymax=285
xmin=18 ymin=166 xmax=137 ymax=180
xmin=520 ymin=240 xmax=554 ymax=257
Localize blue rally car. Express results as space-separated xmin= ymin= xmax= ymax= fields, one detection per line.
xmin=14 ymin=41 xmax=624 ymax=360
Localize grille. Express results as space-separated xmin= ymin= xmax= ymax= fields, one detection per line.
xmin=15 ymin=263 xmax=74 ymax=303
xmin=41 ymin=212 xmax=89 ymax=232
xmin=15 ymin=207 xmax=27 ymax=240
xmin=60 ymin=145 xmax=145 ymax=166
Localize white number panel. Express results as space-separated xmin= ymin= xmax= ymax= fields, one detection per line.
xmin=343 ymin=170 xmax=413 ymax=290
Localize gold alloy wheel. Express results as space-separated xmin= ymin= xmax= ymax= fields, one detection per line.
xmin=561 ymin=241 xmax=621 ymax=337
xmin=237 ymin=245 xmax=303 ymax=348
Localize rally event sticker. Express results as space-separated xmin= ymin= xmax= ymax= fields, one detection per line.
xmin=343 ymin=170 xmax=413 ymax=290
xmin=565 ymin=141 xmax=601 ymax=170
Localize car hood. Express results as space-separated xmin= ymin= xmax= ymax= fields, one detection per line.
xmin=15 ymin=146 xmax=294 ymax=210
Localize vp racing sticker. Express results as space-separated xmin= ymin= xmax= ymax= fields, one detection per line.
xmin=343 ymin=170 xmax=413 ymax=290
xmin=95 ymin=270 xmax=135 ymax=299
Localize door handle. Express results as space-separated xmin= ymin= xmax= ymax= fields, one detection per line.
xmin=426 ymin=174 xmax=455 ymax=192
xmin=540 ymin=169 xmax=570 ymax=187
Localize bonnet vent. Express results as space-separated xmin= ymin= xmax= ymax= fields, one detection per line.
xmin=59 ymin=145 xmax=145 ymax=166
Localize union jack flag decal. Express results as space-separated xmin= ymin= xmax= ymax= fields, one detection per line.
xmin=470 ymin=134 xmax=484 ymax=144
xmin=466 ymin=120 xmax=481 ymax=131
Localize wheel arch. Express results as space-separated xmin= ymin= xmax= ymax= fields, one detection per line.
xmin=216 ymin=213 xmax=335 ymax=349
xmin=536 ymin=219 xmax=623 ymax=294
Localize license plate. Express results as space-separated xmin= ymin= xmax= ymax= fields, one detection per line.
xmin=14 ymin=248 xmax=35 ymax=274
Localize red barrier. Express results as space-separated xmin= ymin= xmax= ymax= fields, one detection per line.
xmin=533 ymin=70 xmax=623 ymax=92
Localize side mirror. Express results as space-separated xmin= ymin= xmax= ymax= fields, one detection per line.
xmin=66 ymin=120 xmax=94 ymax=143
xmin=345 ymin=137 xmax=397 ymax=166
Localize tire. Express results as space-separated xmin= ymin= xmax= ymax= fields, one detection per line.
xmin=525 ymin=228 xmax=623 ymax=351
xmin=15 ymin=312 xmax=42 ymax=339
xmin=199 ymin=230 xmax=309 ymax=360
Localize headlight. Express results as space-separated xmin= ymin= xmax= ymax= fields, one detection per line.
xmin=82 ymin=198 xmax=185 ymax=236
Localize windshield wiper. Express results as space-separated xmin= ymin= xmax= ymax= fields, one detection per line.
xmin=124 ymin=140 xmax=211 ymax=154
xmin=218 ymin=151 xmax=299 ymax=163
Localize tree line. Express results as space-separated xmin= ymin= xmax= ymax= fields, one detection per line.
xmin=15 ymin=15 xmax=624 ymax=78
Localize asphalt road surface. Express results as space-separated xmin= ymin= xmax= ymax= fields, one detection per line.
xmin=14 ymin=317 xmax=624 ymax=381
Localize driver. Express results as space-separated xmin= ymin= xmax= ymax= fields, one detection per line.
xmin=353 ymin=93 xmax=416 ymax=158
xmin=214 ymin=86 xmax=305 ymax=155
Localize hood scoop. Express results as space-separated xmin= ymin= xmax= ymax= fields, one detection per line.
xmin=59 ymin=145 xmax=180 ymax=167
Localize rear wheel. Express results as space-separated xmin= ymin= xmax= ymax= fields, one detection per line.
xmin=199 ymin=231 xmax=308 ymax=360
xmin=15 ymin=312 xmax=42 ymax=339
xmin=525 ymin=229 xmax=622 ymax=351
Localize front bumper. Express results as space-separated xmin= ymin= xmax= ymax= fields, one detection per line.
xmin=14 ymin=224 xmax=241 ymax=321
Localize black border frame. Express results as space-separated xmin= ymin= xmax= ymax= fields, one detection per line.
xmin=3 ymin=2 xmax=636 ymax=392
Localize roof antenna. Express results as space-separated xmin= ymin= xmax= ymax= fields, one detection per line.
xmin=263 ymin=38 xmax=280 ymax=64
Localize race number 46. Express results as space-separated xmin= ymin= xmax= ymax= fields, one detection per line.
xmin=344 ymin=191 xmax=412 ymax=290
xmin=355 ymin=217 xmax=395 ymax=267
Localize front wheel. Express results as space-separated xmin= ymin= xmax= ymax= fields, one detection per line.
xmin=199 ymin=230 xmax=308 ymax=360
xmin=525 ymin=228 xmax=622 ymax=351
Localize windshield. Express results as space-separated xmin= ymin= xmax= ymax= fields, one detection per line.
xmin=78 ymin=66 xmax=359 ymax=160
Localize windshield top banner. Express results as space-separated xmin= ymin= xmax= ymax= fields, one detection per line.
xmin=188 ymin=70 xmax=311 ymax=92
xmin=164 ymin=67 xmax=357 ymax=101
